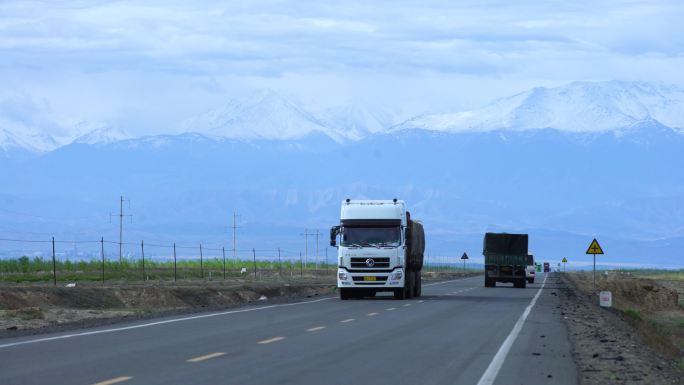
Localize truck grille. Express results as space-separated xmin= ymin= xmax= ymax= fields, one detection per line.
xmin=350 ymin=257 xmax=390 ymax=269
xmin=352 ymin=276 xmax=388 ymax=282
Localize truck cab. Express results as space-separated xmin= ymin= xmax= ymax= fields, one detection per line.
xmin=331 ymin=199 xmax=424 ymax=300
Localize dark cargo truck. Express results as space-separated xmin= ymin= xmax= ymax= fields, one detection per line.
xmin=483 ymin=232 xmax=528 ymax=288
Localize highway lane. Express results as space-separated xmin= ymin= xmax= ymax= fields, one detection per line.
xmin=0 ymin=273 xmax=577 ymax=385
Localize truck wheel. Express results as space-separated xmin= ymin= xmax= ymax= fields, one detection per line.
xmin=413 ymin=272 xmax=422 ymax=297
xmin=405 ymin=271 xmax=414 ymax=299
xmin=485 ymin=277 xmax=495 ymax=287
xmin=340 ymin=288 xmax=349 ymax=300
xmin=521 ymin=278 xmax=527 ymax=288
xmin=394 ymin=288 xmax=405 ymax=300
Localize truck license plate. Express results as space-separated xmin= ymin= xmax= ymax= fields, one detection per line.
xmin=363 ymin=276 xmax=376 ymax=281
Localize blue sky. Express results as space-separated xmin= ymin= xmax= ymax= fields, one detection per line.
xmin=1 ymin=0 xmax=683 ymax=134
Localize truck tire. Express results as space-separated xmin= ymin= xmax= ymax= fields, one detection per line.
xmin=485 ymin=276 xmax=495 ymax=287
xmin=413 ymin=272 xmax=422 ymax=297
xmin=521 ymin=278 xmax=527 ymax=288
xmin=405 ymin=271 xmax=414 ymax=299
xmin=394 ymin=288 xmax=405 ymax=300
xmin=340 ymin=288 xmax=350 ymax=300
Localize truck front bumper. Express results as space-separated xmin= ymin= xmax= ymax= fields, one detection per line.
xmin=337 ymin=267 xmax=405 ymax=289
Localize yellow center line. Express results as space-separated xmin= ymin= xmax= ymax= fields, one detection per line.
xmin=386 ymin=307 xmax=396 ymax=311
xmin=367 ymin=312 xmax=378 ymax=316
xmin=186 ymin=352 xmax=226 ymax=363
xmin=92 ymin=376 xmax=133 ymax=385
xmin=307 ymin=326 xmax=326 ymax=332
xmin=258 ymin=336 xmax=285 ymax=344
xmin=340 ymin=318 xmax=355 ymax=323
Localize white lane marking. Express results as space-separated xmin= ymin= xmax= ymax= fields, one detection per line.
xmin=386 ymin=307 xmax=396 ymax=311
xmin=423 ymin=275 xmax=481 ymax=287
xmin=367 ymin=312 xmax=378 ymax=316
xmin=476 ymin=274 xmax=548 ymax=385
xmin=340 ymin=318 xmax=355 ymax=323
xmin=258 ymin=336 xmax=285 ymax=344
xmin=307 ymin=326 xmax=326 ymax=332
xmin=0 ymin=297 xmax=333 ymax=349
xmin=92 ymin=377 xmax=133 ymax=385
xmin=403 ymin=304 xmax=412 ymax=307
xmin=186 ymin=352 xmax=226 ymax=362
xmin=418 ymin=300 xmax=425 ymax=303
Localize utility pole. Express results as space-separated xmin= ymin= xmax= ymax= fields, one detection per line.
xmin=315 ymin=229 xmax=320 ymax=269
xmin=231 ymin=212 xmax=242 ymax=264
xmin=110 ymin=195 xmax=132 ymax=264
xmin=300 ymin=228 xmax=316 ymax=269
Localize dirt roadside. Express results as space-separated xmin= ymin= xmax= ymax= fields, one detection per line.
xmin=0 ymin=271 xmax=477 ymax=339
xmin=558 ymin=273 xmax=683 ymax=384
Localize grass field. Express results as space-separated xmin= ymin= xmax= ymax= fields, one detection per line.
xmin=0 ymin=255 xmax=469 ymax=284
xmin=625 ymin=269 xmax=684 ymax=281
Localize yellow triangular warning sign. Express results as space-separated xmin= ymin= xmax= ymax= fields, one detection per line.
xmin=585 ymin=238 xmax=604 ymax=255
xmin=562 ymin=257 xmax=568 ymax=263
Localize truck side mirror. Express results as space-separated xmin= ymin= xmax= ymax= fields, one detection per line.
xmin=330 ymin=226 xmax=340 ymax=247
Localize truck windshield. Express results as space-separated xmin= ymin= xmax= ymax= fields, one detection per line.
xmin=341 ymin=226 xmax=400 ymax=247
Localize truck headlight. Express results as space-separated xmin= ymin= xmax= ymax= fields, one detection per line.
xmin=338 ymin=272 xmax=348 ymax=280
xmin=390 ymin=271 xmax=403 ymax=280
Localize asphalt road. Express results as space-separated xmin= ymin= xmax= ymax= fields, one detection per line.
xmin=0 ymin=273 xmax=577 ymax=385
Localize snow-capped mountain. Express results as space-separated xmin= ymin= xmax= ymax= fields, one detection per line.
xmin=396 ymin=81 xmax=684 ymax=133
xmin=316 ymin=104 xmax=397 ymax=140
xmin=180 ymin=89 xmax=346 ymax=142
xmin=0 ymin=118 xmax=59 ymax=156
xmin=73 ymin=123 xmax=132 ymax=145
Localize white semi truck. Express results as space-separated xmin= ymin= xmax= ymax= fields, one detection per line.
xmin=330 ymin=199 xmax=425 ymax=300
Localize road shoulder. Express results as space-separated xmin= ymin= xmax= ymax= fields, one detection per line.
xmin=558 ymin=274 xmax=681 ymax=384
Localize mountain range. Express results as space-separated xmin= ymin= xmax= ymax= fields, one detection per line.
xmin=1 ymin=81 xmax=683 ymax=268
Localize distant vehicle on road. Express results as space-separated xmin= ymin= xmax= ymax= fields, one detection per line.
xmin=543 ymin=262 xmax=550 ymax=272
xmin=483 ymin=232 xmax=528 ymax=288
xmin=331 ymin=199 xmax=425 ymax=300
xmin=526 ymin=254 xmax=535 ymax=284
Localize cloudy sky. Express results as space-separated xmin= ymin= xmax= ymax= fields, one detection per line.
xmin=1 ymin=0 xmax=683 ymax=135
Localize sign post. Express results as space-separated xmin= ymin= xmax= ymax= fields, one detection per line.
xmin=585 ymin=238 xmax=604 ymax=293
xmin=561 ymin=257 xmax=568 ymax=272
xmin=460 ymin=252 xmax=469 ymax=276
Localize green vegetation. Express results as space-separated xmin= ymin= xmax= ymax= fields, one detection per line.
xmin=624 ymin=309 xmax=642 ymax=321
xmin=0 ymin=255 xmax=336 ymax=284
xmin=0 ymin=255 xmax=470 ymax=284
xmin=622 ymin=269 xmax=684 ymax=281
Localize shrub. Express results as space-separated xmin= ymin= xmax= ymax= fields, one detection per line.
xmin=624 ymin=309 xmax=642 ymax=321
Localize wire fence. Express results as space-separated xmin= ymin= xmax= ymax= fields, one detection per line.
xmin=0 ymin=237 xmax=473 ymax=285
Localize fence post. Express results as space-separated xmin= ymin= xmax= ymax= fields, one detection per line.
xmin=173 ymin=243 xmax=177 ymax=282
xmin=252 ymin=248 xmax=257 ymax=279
xmin=300 ymin=251 xmax=303 ymax=277
xmin=141 ymin=240 xmax=146 ymax=283
xmin=325 ymin=247 xmax=328 ymax=275
xmin=52 ymin=237 xmax=56 ymax=286
xmin=222 ymin=247 xmax=226 ymax=280
xmin=101 ymin=237 xmax=105 ymax=285
xmin=278 ymin=247 xmax=282 ymax=276
xmin=200 ymin=244 xmax=204 ymax=279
